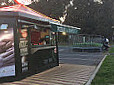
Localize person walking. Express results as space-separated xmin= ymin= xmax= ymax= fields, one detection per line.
xmin=102 ymin=37 xmax=110 ymax=51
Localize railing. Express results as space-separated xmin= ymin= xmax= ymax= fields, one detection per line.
xmin=58 ymin=34 xmax=103 ymax=47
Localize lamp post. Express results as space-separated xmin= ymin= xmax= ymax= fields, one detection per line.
xmin=112 ymin=26 xmax=114 ymax=42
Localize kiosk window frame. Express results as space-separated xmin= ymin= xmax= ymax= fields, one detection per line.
xmin=20 ymin=23 xmax=56 ymax=47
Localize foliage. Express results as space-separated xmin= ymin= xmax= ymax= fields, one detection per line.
xmin=29 ymin=0 xmax=114 ymax=40
xmin=0 ymin=0 xmax=113 ymax=39
xmin=109 ymin=47 xmax=114 ymax=53
xmin=29 ymin=0 xmax=71 ymax=20
xmin=73 ymin=42 xmax=102 ymax=47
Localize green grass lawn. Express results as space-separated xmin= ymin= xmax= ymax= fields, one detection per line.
xmin=91 ymin=47 xmax=114 ymax=85
xmin=109 ymin=47 xmax=114 ymax=53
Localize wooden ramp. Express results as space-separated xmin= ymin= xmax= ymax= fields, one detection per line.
xmin=1 ymin=64 xmax=95 ymax=85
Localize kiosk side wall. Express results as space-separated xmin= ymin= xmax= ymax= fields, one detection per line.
xmin=0 ymin=17 xmax=18 ymax=81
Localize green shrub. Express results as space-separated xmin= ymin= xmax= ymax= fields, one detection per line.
xmin=73 ymin=43 xmax=102 ymax=47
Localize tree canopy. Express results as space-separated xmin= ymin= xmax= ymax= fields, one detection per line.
xmin=0 ymin=0 xmax=114 ymax=39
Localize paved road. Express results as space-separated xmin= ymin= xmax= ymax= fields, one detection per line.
xmin=59 ymin=46 xmax=104 ymax=66
xmin=1 ymin=46 xmax=105 ymax=85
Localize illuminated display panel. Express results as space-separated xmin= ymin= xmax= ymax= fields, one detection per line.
xmin=14 ymin=0 xmax=32 ymax=5
xmin=0 ymin=24 xmax=15 ymax=78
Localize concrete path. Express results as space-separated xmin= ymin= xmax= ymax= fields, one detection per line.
xmin=0 ymin=46 xmax=104 ymax=85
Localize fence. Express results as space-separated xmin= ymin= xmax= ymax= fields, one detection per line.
xmin=58 ymin=34 xmax=103 ymax=47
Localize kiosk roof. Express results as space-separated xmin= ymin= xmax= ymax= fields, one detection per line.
xmin=0 ymin=5 xmax=59 ymax=23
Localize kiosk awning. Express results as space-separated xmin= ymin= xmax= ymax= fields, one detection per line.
xmin=51 ymin=23 xmax=81 ymax=34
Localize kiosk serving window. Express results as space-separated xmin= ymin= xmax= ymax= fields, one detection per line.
xmin=21 ymin=24 xmax=56 ymax=46
xmin=31 ymin=27 xmax=51 ymax=46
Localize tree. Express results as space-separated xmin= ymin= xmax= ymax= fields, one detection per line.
xmin=29 ymin=0 xmax=70 ymax=20
xmin=0 ymin=0 xmax=113 ymax=39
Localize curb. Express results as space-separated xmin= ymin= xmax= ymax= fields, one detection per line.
xmin=72 ymin=47 xmax=102 ymax=52
xmin=85 ymin=55 xmax=107 ymax=85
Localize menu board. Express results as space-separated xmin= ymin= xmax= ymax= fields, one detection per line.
xmin=31 ymin=31 xmax=40 ymax=44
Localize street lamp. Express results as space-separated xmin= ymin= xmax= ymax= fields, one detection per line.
xmin=62 ymin=32 xmax=66 ymax=35
xmin=112 ymin=26 xmax=114 ymax=42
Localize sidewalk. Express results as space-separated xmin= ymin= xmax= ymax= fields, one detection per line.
xmin=1 ymin=64 xmax=95 ymax=85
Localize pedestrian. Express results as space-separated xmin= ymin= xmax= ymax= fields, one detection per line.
xmin=102 ymin=37 xmax=110 ymax=51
